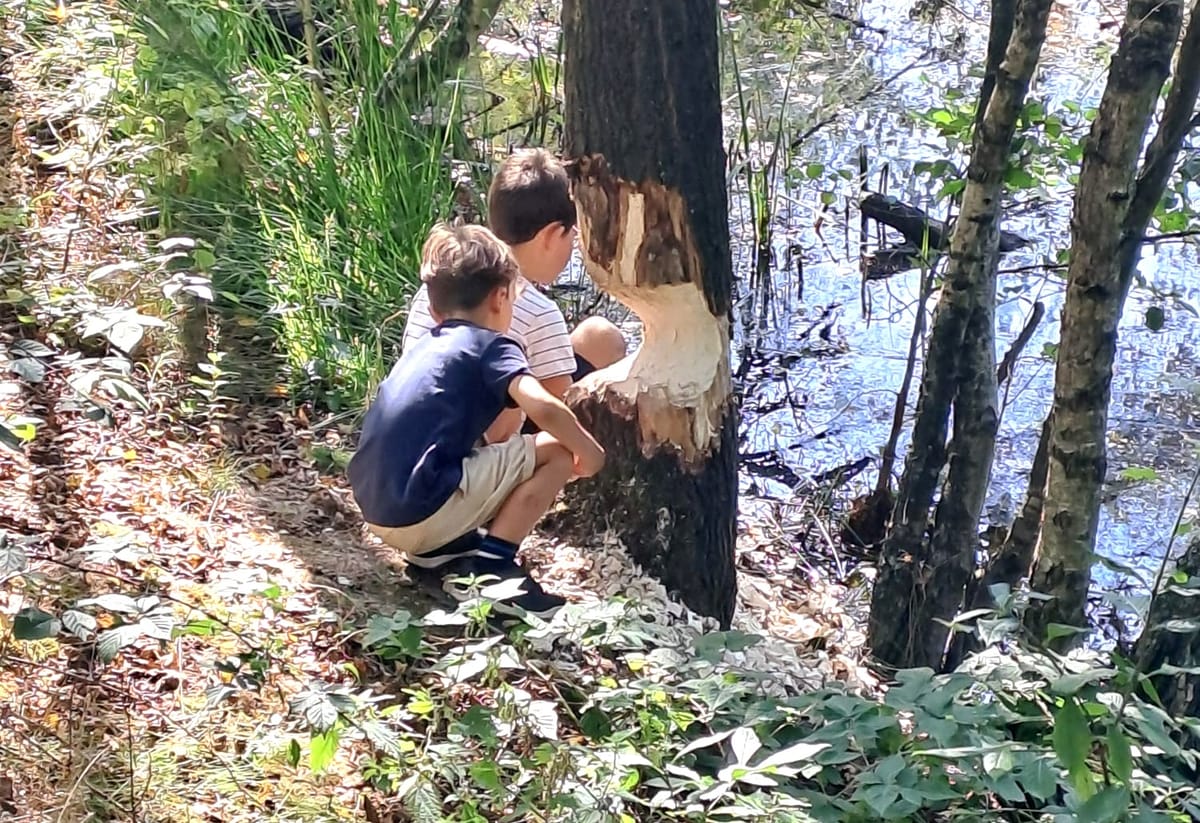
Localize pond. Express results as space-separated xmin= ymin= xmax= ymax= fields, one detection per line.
xmin=528 ymin=0 xmax=1200 ymax=614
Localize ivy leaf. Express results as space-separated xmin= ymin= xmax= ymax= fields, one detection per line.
xmin=12 ymin=607 xmax=60 ymax=640
xmin=1052 ymin=699 xmax=1094 ymax=799
xmin=309 ymin=727 xmax=340 ymax=773
xmin=1145 ymin=306 xmax=1166 ymax=332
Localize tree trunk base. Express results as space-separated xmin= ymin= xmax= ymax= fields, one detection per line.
xmin=560 ymin=387 xmax=739 ymax=629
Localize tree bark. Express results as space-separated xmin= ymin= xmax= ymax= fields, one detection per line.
xmin=867 ymin=0 xmax=1053 ymax=671
xmin=1027 ymin=0 xmax=1192 ymax=640
xmin=561 ymin=0 xmax=738 ymax=626
xmin=1136 ymin=536 xmax=1200 ymax=718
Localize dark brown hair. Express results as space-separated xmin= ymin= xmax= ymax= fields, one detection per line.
xmin=420 ymin=223 xmax=520 ymax=315
xmin=487 ymin=148 xmax=576 ymax=245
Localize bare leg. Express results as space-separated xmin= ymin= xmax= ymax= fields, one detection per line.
xmin=570 ymin=316 xmax=628 ymax=370
xmin=487 ymin=433 xmax=573 ymax=544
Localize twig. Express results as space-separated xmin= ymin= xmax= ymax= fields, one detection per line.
xmin=996 ymin=300 xmax=1045 ymax=386
xmin=791 ymin=50 xmax=936 ymax=149
xmin=875 ymin=259 xmax=937 ymax=497
xmin=395 ymin=0 xmax=445 ymax=66
xmin=795 ymin=0 xmax=888 ymax=33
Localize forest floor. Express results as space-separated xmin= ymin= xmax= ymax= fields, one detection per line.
xmin=0 ymin=7 xmax=874 ymax=819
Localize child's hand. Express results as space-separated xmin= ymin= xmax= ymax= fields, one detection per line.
xmin=573 ymin=443 xmax=606 ymax=478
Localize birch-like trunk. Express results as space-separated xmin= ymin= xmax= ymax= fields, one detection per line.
xmin=867 ymin=0 xmax=1054 ymax=671
xmin=560 ymin=0 xmax=739 ymax=626
xmin=1027 ymin=0 xmax=1193 ymax=639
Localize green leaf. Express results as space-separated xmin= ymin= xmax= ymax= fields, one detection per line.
xmin=362 ymin=720 xmax=403 ymax=759
xmin=469 ymin=760 xmax=505 ymax=792
xmin=730 ymin=726 xmax=761 ymax=765
xmin=9 ymin=339 xmax=54 ymax=358
xmin=1104 ymin=724 xmax=1132 ymax=785
xmin=0 ymin=423 xmax=25 ymax=452
xmin=309 ymin=727 xmax=340 ymax=773
xmin=757 ymin=741 xmax=830 ymax=769
xmin=1005 ymin=166 xmax=1038 ymax=190
xmin=1120 ymin=466 xmax=1158 ymax=483
xmin=291 ymin=689 xmax=339 ymax=733
xmin=98 ymin=622 xmax=147 ymax=661
xmin=77 ymin=593 xmax=141 ymax=614
xmin=10 ymin=358 xmax=46 ymax=383
xmin=1052 ymin=699 xmax=1094 ymax=799
xmin=1051 ymin=667 xmax=1116 ymax=696
xmin=1016 ymin=756 xmax=1059 ymax=801
xmin=1145 ymin=306 xmax=1166 ymax=332
xmin=1046 ymin=623 xmax=1089 ymax=642
xmin=12 ymin=607 xmax=60 ymax=640
xmin=62 ymin=609 xmax=97 ymax=641
xmin=856 ymin=782 xmax=899 ymax=818
xmin=804 ymin=163 xmax=824 ymax=179
xmin=286 ymin=738 xmax=301 ymax=768
xmin=1076 ymin=786 xmax=1131 ymax=823
xmin=579 ymin=706 xmax=613 ymax=740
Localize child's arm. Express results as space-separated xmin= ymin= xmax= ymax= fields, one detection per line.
xmin=508 ymin=374 xmax=605 ymax=477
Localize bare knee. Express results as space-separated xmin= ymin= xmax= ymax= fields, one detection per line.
xmin=535 ymin=434 xmax=576 ymax=479
xmin=571 ymin=317 xmax=627 ymax=370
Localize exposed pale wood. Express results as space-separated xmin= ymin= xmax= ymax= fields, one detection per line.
xmin=561 ymin=0 xmax=738 ymax=626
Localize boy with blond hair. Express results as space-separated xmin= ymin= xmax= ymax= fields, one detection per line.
xmin=349 ymin=224 xmax=606 ymax=618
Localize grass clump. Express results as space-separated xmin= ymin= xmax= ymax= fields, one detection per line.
xmin=120 ymin=0 xmax=462 ymax=409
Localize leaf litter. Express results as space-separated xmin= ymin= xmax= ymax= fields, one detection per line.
xmin=0 ymin=3 xmax=876 ymax=819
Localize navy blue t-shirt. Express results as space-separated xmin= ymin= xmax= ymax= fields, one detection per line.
xmin=348 ymin=320 xmax=531 ymax=527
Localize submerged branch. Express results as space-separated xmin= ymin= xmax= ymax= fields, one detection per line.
xmin=996 ymin=301 xmax=1045 ymax=386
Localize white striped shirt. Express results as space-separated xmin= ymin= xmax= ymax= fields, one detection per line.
xmin=402 ymin=279 xmax=577 ymax=380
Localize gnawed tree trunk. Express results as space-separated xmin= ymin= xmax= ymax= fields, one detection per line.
xmin=561 ymin=0 xmax=738 ymax=627
xmin=1136 ymin=535 xmax=1200 ymax=718
xmin=867 ymin=0 xmax=1054 ymax=671
xmin=1026 ymin=0 xmax=1196 ymax=640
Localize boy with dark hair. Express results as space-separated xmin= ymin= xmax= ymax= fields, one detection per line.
xmin=403 ymin=148 xmax=628 ymax=443
xmin=349 ymin=223 xmax=606 ymax=618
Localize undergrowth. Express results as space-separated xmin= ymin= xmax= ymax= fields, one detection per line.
xmin=118 ymin=0 xmax=462 ymax=409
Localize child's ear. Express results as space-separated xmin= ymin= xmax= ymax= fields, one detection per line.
xmin=533 ymin=222 xmax=563 ymax=248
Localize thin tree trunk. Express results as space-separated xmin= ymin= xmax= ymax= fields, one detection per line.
xmin=868 ymin=0 xmax=1054 ymax=671
xmin=1136 ymin=536 xmax=1200 ymax=718
xmin=561 ymin=0 xmax=738 ymax=626
xmin=945 ymin=413 xmax=1052 ymax=669
xmin=1027 ymin=0 xmax=1192 ymax=640
xmin=374 ymin=0 xmax=503 ymax=108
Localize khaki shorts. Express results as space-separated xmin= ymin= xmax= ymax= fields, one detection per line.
xmin=367 ymin=434 xmax=537 ymax=556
